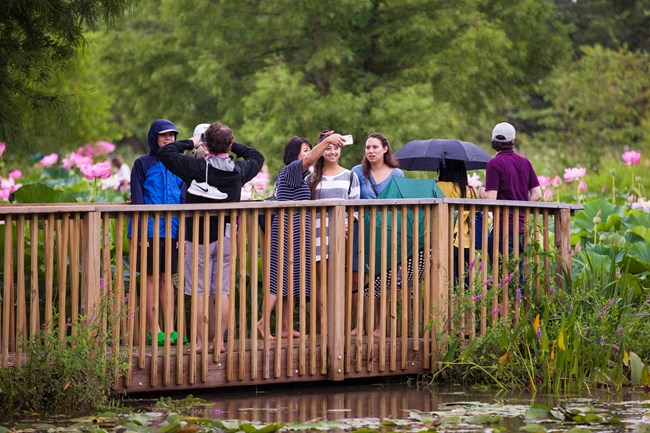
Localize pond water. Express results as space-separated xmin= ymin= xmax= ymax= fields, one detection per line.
xmin=3 ymin=379 xmax=650 ymax=432
xmin=125 ymin=379 xmax=650 ymax=433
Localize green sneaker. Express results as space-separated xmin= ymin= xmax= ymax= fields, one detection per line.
xmin=145 ymin=332 xmax=165 ymax=345
xmin=170 ymin=331 xmax=178 ymax=345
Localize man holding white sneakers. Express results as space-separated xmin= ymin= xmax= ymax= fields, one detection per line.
xmin=159 ymin=122 xmax=264 ymax=353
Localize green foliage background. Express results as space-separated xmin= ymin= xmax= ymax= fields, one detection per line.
xmin=1 ymin=0 xmax=649 ymax=178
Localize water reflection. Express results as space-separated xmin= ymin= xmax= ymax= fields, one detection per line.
xmin=142 ymin=381 xmax=648 ymax=423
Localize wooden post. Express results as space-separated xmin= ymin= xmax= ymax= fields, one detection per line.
xmin=327 ymin=203 xmax=346 ymax=380
xmin=430 ymin=202 xmax=448 ymax=368
xmin=554 ymin=208 xmax=571 ymax=289
xmin=81 ymin=210 xmax=101 ymax=319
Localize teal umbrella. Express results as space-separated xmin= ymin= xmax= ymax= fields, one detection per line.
xmin=362 ymin=177 xmax=444 ymax=276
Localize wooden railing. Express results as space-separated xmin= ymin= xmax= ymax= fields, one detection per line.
xmin=0 ymin=199 xmax=581 ymax=392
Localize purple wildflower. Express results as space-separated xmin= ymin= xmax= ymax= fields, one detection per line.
xmin=598 ymin=299 xmax=615 ymax=319
xmin=600 ymin=336 xmax=605 ymax=344
xmin=516 ymin=288 xmax=522 ymax=306
xmin=483 ymin=278 xmax=493 ymax=286
xmin=472 ymin=294 xmax=484 ymax=302
xmin=499 ymin=273 xmax=515 ymax=287
xmin=478 ymin=262 xmax=484 ymax=271
xmin=66 ymin=317 xmax=72 ymax=327
xmin=100 ymin=278 xmax=105 ymax=289
xmin=616 ymin=327 xmax=624 ymax=335
xmin=536 ymin=329 xmax=542 ymax=341
xmin=468 ymin=258 xmax=477 ymax=274
xmin=124 ymin=294 xmax=130 ymax=303
xmin=611 ymin=344 xmax=620 ymax=350
xmin=491 ymin=307 xmax=501 ymax=316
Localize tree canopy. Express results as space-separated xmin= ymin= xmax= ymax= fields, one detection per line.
xmin=1 ymin=0 xmax=649 ymax=175
xmin=0 ymin=0 xmax=139 ymax=151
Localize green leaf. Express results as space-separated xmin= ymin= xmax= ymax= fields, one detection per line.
xmin=519 ymin=424 xmax=546 ymax=432
xmin=12 ymin=183 xmax=79 ymax=203
xmin=466 ymin=414 xmax=501 ymax=424
xmin=630 ymin=352 xmax=646 ymax=385
xmin=241 ymin=423 xmax=282 ymax=433
xmin=525 ymin=404 xmax=552 ymax=421
xmin=443 ymin=339 xmax=459 ymax=362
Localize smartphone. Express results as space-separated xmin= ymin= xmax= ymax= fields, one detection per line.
xmin=342 ymin=134 xmax=353 ymax=145
xmin=200 ymin=133 xmax=205 ymax=144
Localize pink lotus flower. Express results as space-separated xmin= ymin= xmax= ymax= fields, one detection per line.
xmin=62 ymin=151 xmax=93 ymax=169
xmin=40 ymin=153 xmax=59 ymax=167
xmin=8 ymin=169 xmax=22 ymax=179
xmin=79 ymin=161 xmax=112 ymax=180
xmin=95 ymin=141 xmax=116 ymax=154
xmin=622 ymin=150 xmax=641 ymax=166
xmin=551 ymin=175 xmax=562 ymax=188
xmin=537 ymin=176 xmax=551 ymax=190
xmin=578 ymin=181 xmax=588 ymax=194
xmin=0 ymin=177 xmax=20 ymax=201
xmin=0 ymin=142 xmax=5 ymax=158
xmin=631 ymin=198 xmax=650 ymax=212
xmin=543 ymin=188 xmax=554 ymax=201
xmin=564 ymin=167 xmax=586 ymax=183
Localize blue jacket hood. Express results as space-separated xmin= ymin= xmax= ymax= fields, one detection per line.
xmin=147 ymin=119 xmax=179 ymax=154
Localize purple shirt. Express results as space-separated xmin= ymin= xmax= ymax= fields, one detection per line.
xmin=485 ymin=150 xmax=539 ymax=233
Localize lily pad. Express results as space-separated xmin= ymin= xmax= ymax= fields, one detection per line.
xmin=519 ymin=424 xmax=546 ymax=432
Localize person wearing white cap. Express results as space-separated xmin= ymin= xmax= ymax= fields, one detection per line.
xmin=159 ymin=122 xmax=264 ymax=353
xmin=480 ymin=122 xmax=541 ymax=265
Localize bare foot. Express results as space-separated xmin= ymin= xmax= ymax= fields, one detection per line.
xmin=257 ymin=323 xmax=275 ymax=341
xmin=281 ymin=329 xmax=301 ymax=338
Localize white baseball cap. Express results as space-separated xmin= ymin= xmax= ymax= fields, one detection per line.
xmin=492 ymin=122 xmax=516 ymax=143
xmin=193 ymin=123 xmax=210 ymax=137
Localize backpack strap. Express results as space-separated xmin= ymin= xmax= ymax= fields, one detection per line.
xmin=348 ymin=171 xmax=353 ymax=196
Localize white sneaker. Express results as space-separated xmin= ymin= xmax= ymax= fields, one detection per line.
xmin=187 ymin=180 xmax=228 ymax=199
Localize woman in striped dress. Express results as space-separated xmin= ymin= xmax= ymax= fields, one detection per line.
xmin=258 ymin=133 xmax=347 ymax=339
xmin=306 ymin=131 xmax=360 ymax=314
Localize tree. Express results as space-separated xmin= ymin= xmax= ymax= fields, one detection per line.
xmin=0 ymin=0 xmax=139 ymax=152
xmin=96 ymin=0 xmax=570 ymax=165
xmin=555 ymin=0 xmax=650 ymax=53
xmin=522 ymin=46 xmax=650 ymax=169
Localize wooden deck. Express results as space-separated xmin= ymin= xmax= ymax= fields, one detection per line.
xmin=0 ymin=199 xmax=581 ymax=393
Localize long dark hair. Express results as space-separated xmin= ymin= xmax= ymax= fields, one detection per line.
xmin=308 ymin=130 xmax=334 ymax=198
xmin=283 ymin=136 xmax=311 ymax=165
xmin=438 ymin=159 xmax=469 ymax=198
xmin=362 ymin=132 xmax=399 ymax=178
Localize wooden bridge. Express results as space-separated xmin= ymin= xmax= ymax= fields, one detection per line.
xmin=0 ymin=199 xmax=581 ymax=393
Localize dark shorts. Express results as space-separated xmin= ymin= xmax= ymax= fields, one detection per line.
xmin=351 ymin=219 xmax=359 ymax=271
xmin=135 ymin=238 xmax=179 ymax=275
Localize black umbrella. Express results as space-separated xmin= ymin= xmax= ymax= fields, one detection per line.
xmin=394 ymin=139 xmax=491 ymax=171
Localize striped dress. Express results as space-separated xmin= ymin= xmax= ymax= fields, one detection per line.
xmin=308 ymin=169 xmax=360 ymax=261
xmin=269 ymin=159 xmax=311 ymax=298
